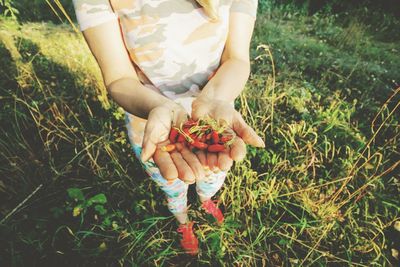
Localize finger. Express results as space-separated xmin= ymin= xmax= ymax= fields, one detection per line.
xmin=153 ymin=147 xmax=178 ymax=181
xmin=218 ymin=148 xmax=233 ymax=171
xmin=207 ymin=152 xmax=219 ymax=172
xmin=176 ymin=143 xmax=205 ymax=180
xmin=179 ymin=145 xmax=205 ymax=181
xmin=233 ymin=114 xmax=265 ymax=147
xmin=170 ymin=151 xmax=196 ymax=184
xmin=195 ymin=149 xmax=213 ymax=176
xmin=204 ymin=166 xmax=213 ymax=176
xmin=195 ymin=150 xmax=207 ymax=167
xmin=230 ymin=137 xmax=247 ymax=161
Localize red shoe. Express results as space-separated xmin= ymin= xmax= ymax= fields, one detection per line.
xmin=177 ymin=222 xmax=198 ymax=255
xmin=201 ymin=199 xmax=224 ymax=224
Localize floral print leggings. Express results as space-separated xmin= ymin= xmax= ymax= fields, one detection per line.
xmin=125 ymin=111 xmax=226 ymax=214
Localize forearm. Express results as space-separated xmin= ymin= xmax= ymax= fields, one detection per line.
xmin=198 ymin=58 xmax=251 ymax=102
xmin=107 ymin=77 xmax=174 ymax=119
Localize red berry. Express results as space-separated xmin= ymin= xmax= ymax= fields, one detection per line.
xmin=220 ymin=136 xmax=232 ymax=143
xmin=208 ymin=144 xmax=225 ymax=152
xmin=177 ymin=134 xmax=186 ymax=143
xmin=169 ymin=128 xmax=179 ymax=143
xmin=191 ymin=140 xmax=208 ymax=150
xmin=211 ymin=131 xmax=219 ymax=144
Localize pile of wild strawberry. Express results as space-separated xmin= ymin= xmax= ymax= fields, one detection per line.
xmin=162 ymin=117 xmax=236 ymax=153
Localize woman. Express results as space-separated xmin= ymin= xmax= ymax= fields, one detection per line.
xmin=72 ymin=0 xmax=264 ymax=255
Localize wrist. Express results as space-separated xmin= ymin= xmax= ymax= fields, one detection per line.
xmin=152 ymin=100 xmax=188 ymax=126
xmin=193 ymin=95 xmax=232 ymax=108
xmin=197 ymin=87 xmax=236 ymax=106
xmin=159 ymin=99 xmax=184 ymax=112
xmin=107 ymin=77 xmax=176 ymax=118
xmin=197 ymin=87 xmax=218 ymax=102
xmin=130 ymin=83 xmax=185 ymax=119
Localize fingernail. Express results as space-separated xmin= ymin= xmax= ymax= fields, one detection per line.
xmin=220 ymin=166 xmax=230 ymax=171
xmin=204 ymin=166 xmax=214 ymax=176
xmin=258 ymin=136 xmax=265 ymax=147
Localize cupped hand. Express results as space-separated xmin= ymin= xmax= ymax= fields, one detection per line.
xmin=141 ymin=101 xmax=205 ymax=184
xmin=191 ymin=96 xmax=265 ymax=172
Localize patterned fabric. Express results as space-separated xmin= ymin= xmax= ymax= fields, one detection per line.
xmin=72 ymin=0 xmax=258 ymax=99
xmin=125 ymin=106 xmax=227 ymax=214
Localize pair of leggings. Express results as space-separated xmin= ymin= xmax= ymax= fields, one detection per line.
xmin=125 ymin=111 xmax=227 ymax=214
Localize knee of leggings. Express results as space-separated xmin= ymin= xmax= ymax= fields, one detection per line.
xmin=158 ymin=179 xmax=188 ymax=196
xmin=156 ymin=178 xmax=188 ymax=214
xmin=196 ymin=171 xmax=227 ymax=198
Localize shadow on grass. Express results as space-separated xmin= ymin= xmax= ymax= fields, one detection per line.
xmin=0 ymin=36 xmax=173 ymax=266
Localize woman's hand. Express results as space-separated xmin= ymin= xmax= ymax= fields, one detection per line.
xmin=141 ymin=101 xmax=205 ymax=184
xmin=191 ymin=96 xmax=265 ymax=172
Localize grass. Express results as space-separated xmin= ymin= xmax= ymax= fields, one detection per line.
xmin=0 ymin=5 xmax=399 ymax=266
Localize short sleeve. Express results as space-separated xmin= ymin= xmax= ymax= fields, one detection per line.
xmin=72 ymin=0 xmax=118 ymax=31
xmin=230 ymin=0 xmax=258 ymax=19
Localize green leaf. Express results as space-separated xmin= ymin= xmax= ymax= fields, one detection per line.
xmin=209 ymin=232 xmax=220 ymax=251
xmin=87 ymin=193 xmax=107 ymax=206
xmin=67 ymin=188 xmax=84 ymax=201
xmin=278 ymin=238 xmax=289 ymax=246
xmin=94 ymin=205 xmax=107 ymax=215
xmin=50 ymin=207 xmax=64 ymax=218
xmin=103 ymin=217 xmax=111 ymax=226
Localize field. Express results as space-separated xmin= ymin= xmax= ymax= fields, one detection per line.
xmin=0 ymin=2 xmax=399 ymax=266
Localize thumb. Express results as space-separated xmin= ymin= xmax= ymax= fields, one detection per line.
xmin=141 ymin=105 xmax=173 ymax=162
xmin=140 ymin=123 xmax=158 ymax=162
xmin=233 ymin=114 xmax=265 ymax=148
xmin=191 ymin=98 xmax=210 ymax=121
xmin=141 ymin=138 xmax=157 ymax=162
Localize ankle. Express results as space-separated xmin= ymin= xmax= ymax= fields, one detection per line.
xmin=199 ymin=196 xmax=211 ymax=203
xmin=174 ymin=211 xmax=188 ymax=224
xmin=178 ymin=221 xmax=194 ymax=228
